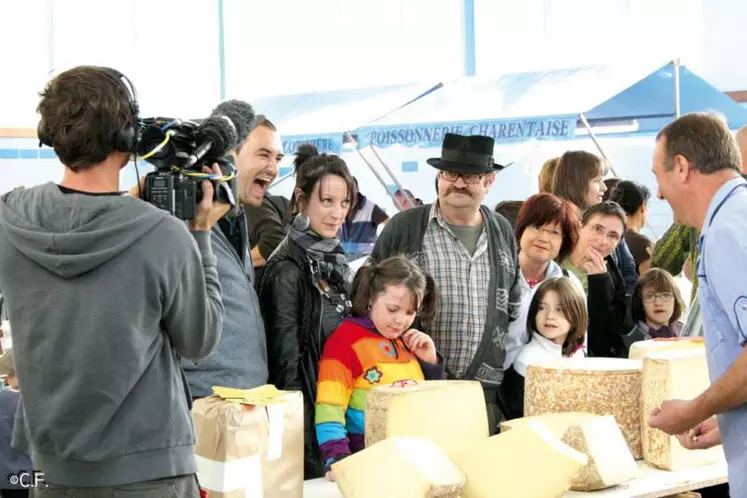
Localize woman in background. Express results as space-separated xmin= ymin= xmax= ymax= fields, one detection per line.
xmin=551 ymin=150 xmax=637 ymax=294
xmin=610 ymin=180 xmax=654 ymax=275
xmin=258 ymin=144 xmax=357 ymax=479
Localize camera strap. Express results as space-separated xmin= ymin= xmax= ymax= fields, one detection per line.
xmin=218 ymin=207 xmax=248 ymax=265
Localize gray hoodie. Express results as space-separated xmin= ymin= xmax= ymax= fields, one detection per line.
xmin=0 ymin=183 xmax=224 ymax=487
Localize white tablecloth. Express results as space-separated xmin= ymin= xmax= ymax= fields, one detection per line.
xmin=302 ymin=461 xmax=728 ymax=498
xmin=304 ymin=478 xmax=341 ymax=498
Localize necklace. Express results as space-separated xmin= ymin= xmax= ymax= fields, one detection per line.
xmin=526 ymin=278 xmax=543 ymax=289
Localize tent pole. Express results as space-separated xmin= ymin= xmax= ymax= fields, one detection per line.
xmin=674 ymin=58 xmax=681 ymax=119
xmin=462 ymin=0 xmax=477 ymax=76
xmin=345 ymin=133 xmax=406 ymax=211
xmin=368 ymin=145 xmax=418 ymax=208
xmin=217 ymin=0 xmax=227 ymax=100
xmin=579 ymin=113 xmax=619 ymax=178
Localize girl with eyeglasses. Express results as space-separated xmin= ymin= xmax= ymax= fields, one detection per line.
xmin=622 ymin=268 xmax=686 ymax=355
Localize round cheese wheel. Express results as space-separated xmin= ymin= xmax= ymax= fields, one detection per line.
xmin=524 ymin=357 xmax=643 ymax=459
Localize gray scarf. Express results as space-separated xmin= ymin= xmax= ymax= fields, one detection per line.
xmin=289 ymin=214 xmax=353 ymax=288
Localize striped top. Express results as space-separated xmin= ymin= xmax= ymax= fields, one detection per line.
xmin=314 ymin=317 xmax=444 ymax=470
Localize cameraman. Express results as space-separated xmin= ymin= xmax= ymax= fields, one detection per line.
xmin=0 ymin=66 xmax=226 ymax=496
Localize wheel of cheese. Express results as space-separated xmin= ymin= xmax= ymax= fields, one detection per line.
xmin=451 ymin=421 xmax=587 ymax=498
xmin=500 ymin=412 xmax=601 ymax=439
xmin=628 ymin=338 xmax=704 ymax=361
xmin=365 ymin=380 xmax=488 ymax=458
xmin=332 ymin=437 xmax=466 ymax=498
xmin=642 ymin=348 xmax=724 ymax=470
xmin=561 ymin=415 xmax=638 ymax=491
xmin=524 ymin=357 xmax=644 ymax=459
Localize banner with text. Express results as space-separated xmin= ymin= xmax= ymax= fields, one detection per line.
xmin=281 ymin=134 xmax=343 ymax=155
xmin=356 ymin=116 xmax=577 ymax=149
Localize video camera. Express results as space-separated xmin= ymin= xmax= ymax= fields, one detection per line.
xmin=136 ymin=100 xmax=255 ymax=220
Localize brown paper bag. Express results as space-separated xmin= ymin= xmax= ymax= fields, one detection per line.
xmin=192 ymin=389 xmax=304 ymax=498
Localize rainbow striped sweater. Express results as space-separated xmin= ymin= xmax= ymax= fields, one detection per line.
xmin=314 ymin=317 xmax=445 ymax=470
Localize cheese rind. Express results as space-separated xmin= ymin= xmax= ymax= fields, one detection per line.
xmin=642 ymin=348 xmax=724 ymax=470
xmin=452 ymin=421 xmax=586 ymax=498
xmin=332 ymin=437 xmax=466 ymax=498
xmin=561 ymin=415 xmax=638 ymax=491
xmin=524 ymin=357 xmax=643 ymax=459
xmin=628 ymin=339 xmax=704 ymax=361
xmin=365 ymin=380 xmax=488 ymax=458
xmin=500 ymin=412 xmax=600 ymax=439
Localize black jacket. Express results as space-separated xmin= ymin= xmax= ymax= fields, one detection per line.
xmin=257 ymin=236 xmax=349 ymax=479
xmin=587 ymin=256 xmax=634 ymax=358
xmin=245 ymin=194 xmax=289 ymax=286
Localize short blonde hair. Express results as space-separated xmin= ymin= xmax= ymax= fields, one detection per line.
xmin=538 ymin=157 xmax=559 ymax=193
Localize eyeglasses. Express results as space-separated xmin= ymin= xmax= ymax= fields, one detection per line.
xmin=527 ymin=224 xmax=562 ymax=239
xmin=440 ymin=171 xmax=484 ymax=185
xmin=642 ymin=292 xmax=675 ymax=303
xmin=589 ymin=223 xmax=622 ymax=245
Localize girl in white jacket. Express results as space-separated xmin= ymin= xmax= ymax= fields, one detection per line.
xmin=514 ymin=277 xmax=588 ymax=377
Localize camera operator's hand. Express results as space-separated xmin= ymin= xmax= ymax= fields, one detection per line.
xmin=188 ymin=164 xmax=231 ymax=232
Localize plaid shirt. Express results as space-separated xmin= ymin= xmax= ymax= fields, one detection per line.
xmin=422 ymin=204 xmax=491 ymax=378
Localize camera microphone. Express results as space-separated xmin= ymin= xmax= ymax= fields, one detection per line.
xmin=183 ymin=115 xmax=239 ymax=169
xmin=140 ymin=100 xmax=256 ymax=220
xmin=210 ymin=100 xmax=255 ymax=146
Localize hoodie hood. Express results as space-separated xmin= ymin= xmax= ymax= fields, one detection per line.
xmin=0 ymin=183 xmax=170 ymax=278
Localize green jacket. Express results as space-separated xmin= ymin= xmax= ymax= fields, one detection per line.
xmin=650 ymin=224 xmax=699 ymax=303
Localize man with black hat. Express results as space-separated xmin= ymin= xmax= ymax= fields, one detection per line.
xmin=369 ymin=133 xmax=523 ymax=433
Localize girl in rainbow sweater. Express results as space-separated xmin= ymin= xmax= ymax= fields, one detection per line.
xmin=315 ymin=255 xmax=445 ymax=478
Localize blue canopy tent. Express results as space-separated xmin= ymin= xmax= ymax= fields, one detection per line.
xmin=354 ymin=60 xmax=747 ymax=153
xmin=250 ymin=82 xmax=441 ymax=177
xmin=345 ymin=60 xmax=747 ymax=239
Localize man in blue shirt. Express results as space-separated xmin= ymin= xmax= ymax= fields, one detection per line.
xmin=648 ymin=112 xmax=747 ymax=496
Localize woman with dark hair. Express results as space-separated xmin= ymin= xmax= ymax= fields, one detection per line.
xmin=610 ymin=180 xmax=653 ymax=274
xmin=257 ymin=144 xmax=357 ymax=479
xmin=551 ymin=151 xmax=637 ymax=294
xmin=494 ymin=200 xmax=524 ymax=228
xmin=602 ymin=178 xmax=621 ymax=201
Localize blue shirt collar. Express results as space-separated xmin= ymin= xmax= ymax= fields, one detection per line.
xmin=702 ymin=176 xmax=747 ymax=233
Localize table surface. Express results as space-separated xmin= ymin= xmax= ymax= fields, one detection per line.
xmin=565 ymin=461 xmax=727 ymax=498
xmin=303 ymin=461 xmax=728 ymax=498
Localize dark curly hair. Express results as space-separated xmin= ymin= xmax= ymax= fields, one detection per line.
xmin=36 ymin=66 xmax=137 ymax=171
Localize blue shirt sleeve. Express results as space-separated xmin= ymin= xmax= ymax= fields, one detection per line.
xmin=703 ymin=223 xmax=747 ymax=345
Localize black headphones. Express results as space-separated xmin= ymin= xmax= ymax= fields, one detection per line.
xmin=37 ymin=67 xmax=140 ymax=154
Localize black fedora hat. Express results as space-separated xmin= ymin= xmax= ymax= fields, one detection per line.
xmin=426 ymin=133 xmax=504 ymax=173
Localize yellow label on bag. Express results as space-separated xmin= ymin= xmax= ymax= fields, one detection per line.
xmin=212 ymin=385 xmax=287 ymax=405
